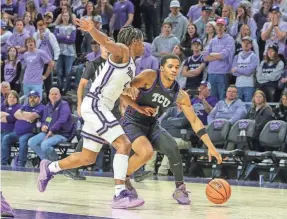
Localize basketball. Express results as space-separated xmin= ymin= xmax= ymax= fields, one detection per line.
xmin=206 ymin=179 xmax=231 ymax=204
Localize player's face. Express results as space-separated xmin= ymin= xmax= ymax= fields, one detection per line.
xmin=132 ymin=37 xmax=144 ymax=57
xmin=162 ymin=59 xmax=180 ymax=81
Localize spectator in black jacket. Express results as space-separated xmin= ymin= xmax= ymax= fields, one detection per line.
xmin=246 ymin=90 xmax=273 ymax=151
xmin=273 ymin=93 xmax=287 ymax=121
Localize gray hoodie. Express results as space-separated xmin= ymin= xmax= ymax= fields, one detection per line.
xmin=164 ymin=12 xmax=189 ymax=41
xmin=151 ymin=34 xmax=180 ymax=60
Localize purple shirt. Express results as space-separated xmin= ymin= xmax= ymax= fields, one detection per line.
xmin=3 ymin=60 xmax=20 ymax=82
xmin=1 ymin=103 xmax=22 ymax=132
xmin=23 ymin=49 xmax=51 ymax=84
xmin=86 ymin=50 xmax=101 ymax=62
xmin=14 ymin=103 xmax=45 ymax=136
xmin=261 ymin=21 xmax=287 ymax=55
xmin=113 ymin=0 xmax=134 ymax=30
xmin=192 ymin=96 xmax=218 ymax=125
xmin=39 ymin=3 xmax=56 ymax=16
xmin=224 ymin=0 xmax=241 ymax=11
xmin=187 ymin=4 xmax=202 ymax=22
xmin=24 ymin=24 xmax=36 ymax=37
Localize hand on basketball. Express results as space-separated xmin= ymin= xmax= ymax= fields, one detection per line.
xmin=136 ymin=106 xmax=157 ymax=116
xmin=122 ymin=87 xmax=139 ymax=100
xmin=75 ymin=18 xmax=94 ymax=32
xmin=208 ymin=147 xmax=222 ymax=164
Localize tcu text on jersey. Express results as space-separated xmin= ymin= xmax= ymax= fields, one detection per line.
xmin=151 ymin=93 xmax=171 ymax=107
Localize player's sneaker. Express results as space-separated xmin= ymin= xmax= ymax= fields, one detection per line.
xmin=125 ymin=177 xmax=138 ymax=198
xmin=1 ymin=192 xmax=15 ymax=217
xmin=37 ymin=160 xmax=55 ymax=192
xmin=172 ymin=184 xmax=191 ymax=205
xmin=112 ymin=190 xmax=144 ymax=209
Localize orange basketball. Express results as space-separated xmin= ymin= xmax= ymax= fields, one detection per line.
xmin=205 ymin=179 xmax=231 ymax=204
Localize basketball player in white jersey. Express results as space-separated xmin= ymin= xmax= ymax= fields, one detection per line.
xmin=37 ymin=18 xmax=146 ymax=209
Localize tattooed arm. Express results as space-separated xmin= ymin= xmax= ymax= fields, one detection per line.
xmin=176 ymin=89 xmax=222 ymax=164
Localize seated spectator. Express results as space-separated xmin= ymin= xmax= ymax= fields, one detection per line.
xmin=180 ymin=23 xmax=199 ymax=57
xmin=230 ymin=4 xmax=257 ymax=39
xmin=23 ymin=12 xmax=36 ymax=37
xmin=246 ymin=90 xmax=273 ymax=151
xmin=1 ymin=81 xmax=11 ymax=104
xmin=135 ymin=42 xmax=159 ymax=75
xmin=23 ymin=37 xmax=54 ymax=101
xmin=40 ymin=0 xmax=57 ymax=17
xmin=1 ymin=91 xmax=21 ymax=140
xmin=192 ymin=81 xmax=218 ymax=125
xmin=86 ymin=40 xmax=101 ymax=62
xmin=182 ymin=38 xmax=206 ymax=93
xmin=1 ymin=90 xmax=44 ymax=167
xmin=272 ymin=92 xmax=287 ymax=121
xmin=187 ymin=0 xmax=207 ymax=23
xmin=1 ymin=0 xmax=18 ymax=21
xmin=164 ymin=0 xmax=188 ymax=41
xmin=1 ymin=47 xmax=21 ymax=93
xmin=261 ymin=6 xmax=287 ymax=58
xmin=28 ymin=88 xmax=75 ymax=162
xmin=194 ymin=5 xmax=213 ymax=39
xmin=6 ymin=19 xmax=29 ymax=63
xmin=208 ymin=85 xmax=247 ymax=125
xmin=256 ymin=44 xmax=285 ymax=102
xmin=151 ymin=22 xmax=180 ymax=61
xmin=232 ymin=36 xmax=258 ymax=102
xmin=202 ymin=21 xmax=216 ymax=49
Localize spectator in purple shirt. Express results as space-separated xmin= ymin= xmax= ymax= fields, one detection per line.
xmin=0 ymin=82 xmax=11 ymax=105
xmin=23 ymin=12 xmax=36 ymax=37
xmin=192 ymin=81 xmax=218 ymax=125
xmin=6 ymin=19 xmax=30 ymax=63
xmin=1 ymin=91 xmax=21 ymax=140
xmin=1 ymin=47 xmax=22 ymax=93
xmin=110 ymin=0 xmax=134 ymax=40
xmin=1 ymin=90 xmax=45 ymax=167
xmin=203 ymin=18 xmax=235 ymax=100
xmin=135 ymin=42 xmax=159 ymax=75
xmin=40 ymin=0 xmax=57 ymax=17
xmin=187 ymin=0 xmax=207 ymax=23
xmin=86 ymin=40 xmax=101 ymax=61
xmin=224 ymin=0 xmax=241 ymax=11
xmin=23 ymin=37 xmax=54 ymax=101
xmin=29 ymin=87 xmax=75 ymax=162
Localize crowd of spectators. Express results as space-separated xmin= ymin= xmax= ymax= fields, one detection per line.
xmin=1 ymin=0 xmax=287 ymax=175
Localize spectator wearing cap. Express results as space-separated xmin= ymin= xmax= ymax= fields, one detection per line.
xmin=109 ymin=0 xmax=134 ymax=40
xmin=34 ymin=19 xmax=60 ymax=97
xmin=1 ymin=91 xmax=21 ymax=140
xmin=1 ymin=82 xmax=11 ymax=104
xmin=1 ymin=47 xmax=22 ymax=93
xmin=180 ymin=23 xmax=200 ymax=57
xmin=151 ymin=22 xmax=180 ymax=61
xmin=82 ymin=15 xmax=102 ymax=53
xmin=182 ymin=38 xmax=206 ymax=92
xmin=187 ymin=0 xmax=207 ymax=23
xmin=221 ymin=4 xmax=236 ymax=35
xmin=6 ymin=19 xmax=30 ymax=63
xmin=203 ymin=18 xmax=235 ymax=100
xmin=273 ymin=0 xmax=287 ymax=22
xmin=192 ymin=81 xmax=218 ymax=125
xmin=202 ymin=21 xmax=216 ymax=49
xmin=135 ymin=42 xmax=159 ymax=75
xmin=208 ymin=85 xmax=247 ymax=125
xmin=86 ymin=41 xmax=101 ymax=61
xmin=0 ymin=20 xmax=13 ymax=59
xmin=194 ymin=5 xmax=213 ymax=39
xmin=261 ymin=6 xmax=287 ymax=58
xmin=230 ymin=4 xmax=257 ymax=39
xmin=40 ymin=0 xmax=57 ymax=17
xmin=23 ymin=37 xmax=54 ymax=101
xmin=1 ymin=0 xmax=18 ymax=21
xmin=1 ymin=90 xmax=45 ymax=167
xmin=256 ymin=43 xmax=285 ymax=102
xmin=28 ymin=87 xmax=75 ymax=162
xmin=231 ymin=36 xmax=258 ymax=102
xmin=163 ymin=0 xmax=188 ymax=41
xmin=44 ymin=12 xmax=55 ymax=33
xmin=54 ymin=11 xmax=76 ymax=94
xmin=224 ymin=0 xmax=241 ymax=11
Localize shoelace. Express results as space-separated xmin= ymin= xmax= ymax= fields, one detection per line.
xmin=180 ymin=187 xmax=190 ymax=197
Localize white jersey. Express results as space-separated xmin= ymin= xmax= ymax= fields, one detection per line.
xmin=86 ymin=54 xmax=135 ymax=110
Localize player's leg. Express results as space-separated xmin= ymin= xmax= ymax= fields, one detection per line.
xmin=152 ymin=131 xmax=191 ymax=205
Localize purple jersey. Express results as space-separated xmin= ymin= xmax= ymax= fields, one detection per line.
xmin=192 ymin=96 xmax=218 ymax=125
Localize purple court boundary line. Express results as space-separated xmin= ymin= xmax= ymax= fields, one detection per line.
xmin=1 ymin=166 xmax=287 ymax=189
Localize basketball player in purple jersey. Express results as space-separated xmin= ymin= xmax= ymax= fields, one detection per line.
xmin=36 ymin=18 xmax=147 ymax=209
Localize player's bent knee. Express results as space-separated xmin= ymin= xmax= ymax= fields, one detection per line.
xmin=113 ymin=134 xmax=131 ymax=154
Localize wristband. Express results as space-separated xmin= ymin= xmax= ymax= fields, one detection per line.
xmin=197 ymin=128 xmax=207 ymax=138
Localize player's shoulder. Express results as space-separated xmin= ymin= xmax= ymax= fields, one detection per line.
xmin=137 ymin=69 xmax=157 ymax=81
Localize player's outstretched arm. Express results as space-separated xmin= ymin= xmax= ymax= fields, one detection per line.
xmin=176 ymin=89 xmax=222 ymax=164
xmin=75 ymin=18 xmax=124 ymax=58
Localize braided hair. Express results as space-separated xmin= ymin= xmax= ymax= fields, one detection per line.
xmin=117 ymin=26 xmax=144 ymax=46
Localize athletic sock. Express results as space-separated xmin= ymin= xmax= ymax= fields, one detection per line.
xmin=113 ymin=154 xmax=129 ymax=196
xmin=115 ymin=184 xmax=126 ymax=197
xmin=175 ymin=181 xmax=184 ymax=188
xmin=48 ymin=161 xmax=62 ymax=173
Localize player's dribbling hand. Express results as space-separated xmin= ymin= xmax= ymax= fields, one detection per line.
xmin=75 ymin=18 xmax=94 ymax=32
xmin=122 ymin=87 xmax=139 ymax=100
xmin=208 ymin=147 xmax=222 ymax=164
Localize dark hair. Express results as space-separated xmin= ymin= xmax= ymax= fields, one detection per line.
xmin=23 ymin=12 xmax=33 ymax=25
xmin=83 ymin=1 xmax=98 ymax=16
xmin=7 ymin=47 xmax=18 ymax=67
xmin=160 ymin=53 xmax=181 ymax=66
xmin=60 ymin=11 xmax=73 ymax=25
xmin=185 ymin=23 xmax=199 ymax=41
xmin=95 ymin=0 xmax=113 ymax=16
xmin=265 ymin=47 xmax=281 ymax=64
xmin=24 ymin=37 xmax=36 ymax=48
xmin=162 ymin=22 xmax=172 ymax=29
xmin=15 ymin=19 xmax=24 ymax=26
xmin=117 ymin=26 xmax=143 ymax=46
xmin=237 ymin=5 xmax=248 ymax=24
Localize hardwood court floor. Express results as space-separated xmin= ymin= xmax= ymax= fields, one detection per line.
xmin=1 ymin=170 xmax=287 ymax=219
